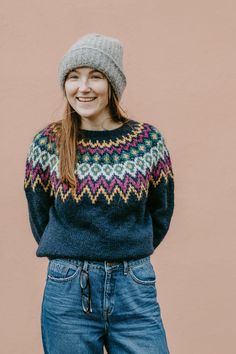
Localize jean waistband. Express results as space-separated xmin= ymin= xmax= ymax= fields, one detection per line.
xmin=50 ymin=254 xmax=151 ymax=270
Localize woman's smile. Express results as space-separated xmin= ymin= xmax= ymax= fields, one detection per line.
xmin=76 ymin=97 xmax=97 ymax=103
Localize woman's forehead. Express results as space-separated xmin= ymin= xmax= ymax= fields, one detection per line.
xmin=71 ymin=66 xmax=102 ymax=73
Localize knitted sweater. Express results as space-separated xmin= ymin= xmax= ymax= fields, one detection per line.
xmin=23 ymin=118 xmax=175 ymax=261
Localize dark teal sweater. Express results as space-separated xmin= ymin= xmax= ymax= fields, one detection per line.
xmin=23 ymin=118 xmax=175 ymax=261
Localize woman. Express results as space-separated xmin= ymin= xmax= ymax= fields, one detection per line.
xmin=24 ymin=33 xmax=175 ymax=354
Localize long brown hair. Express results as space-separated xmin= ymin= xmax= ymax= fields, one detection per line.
xmin=47 ymin=80 xmax=131 ymax=192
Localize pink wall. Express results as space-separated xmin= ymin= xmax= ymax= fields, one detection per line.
xmin=1 ymin=0 xmax=235 ymax=353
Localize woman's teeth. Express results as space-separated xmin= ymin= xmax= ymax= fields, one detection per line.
xmin=77 ymin=97 xmax=96 ymax=102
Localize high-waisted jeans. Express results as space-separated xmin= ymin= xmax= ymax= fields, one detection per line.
xmin=41 ymin=255 xmax=170 ymax=354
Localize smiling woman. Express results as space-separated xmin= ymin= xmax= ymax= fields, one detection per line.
xmin=24 ymin=32 xmax=174 ymax=354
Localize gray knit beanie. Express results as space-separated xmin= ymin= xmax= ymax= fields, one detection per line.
xmin=58 ymin=33 xmax=127 ymax=101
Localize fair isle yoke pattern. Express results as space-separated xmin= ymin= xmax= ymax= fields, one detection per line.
xmin=24 ymin=120 xmax=174 ymax=205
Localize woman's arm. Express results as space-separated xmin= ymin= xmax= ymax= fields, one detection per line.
xmin=147 ymin=128 xmax=175 ymax=249
xmin=23 ymin=128 xmax=54 ymax=244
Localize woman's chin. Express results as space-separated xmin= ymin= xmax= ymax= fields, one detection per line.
xmin=74 ymin=109 xmax=98 ymax=117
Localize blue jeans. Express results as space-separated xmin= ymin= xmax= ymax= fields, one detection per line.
xmin=41 ymin=255 xmax=170 ymax=354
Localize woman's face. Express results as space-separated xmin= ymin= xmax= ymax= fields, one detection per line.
xmin=64 ymin=66 xmax=111 ymax=122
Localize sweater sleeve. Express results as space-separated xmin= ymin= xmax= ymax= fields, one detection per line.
xmin=23 ymin=127 xmax=55 ymax=245
xmin=147 ymin=128 xmax=175 ymax=249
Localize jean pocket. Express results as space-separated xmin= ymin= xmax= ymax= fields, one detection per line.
xmin=128 ymin=260 xmax=156 ymax=285
xmin=47 ymin=259 xmax=81 ymax=282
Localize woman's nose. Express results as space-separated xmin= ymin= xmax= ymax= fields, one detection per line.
xmin=78 ymin=80 xmax=91 ymax=92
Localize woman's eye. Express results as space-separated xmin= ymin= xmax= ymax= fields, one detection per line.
xmin=67 ymin=74 xmax=103 ymax=80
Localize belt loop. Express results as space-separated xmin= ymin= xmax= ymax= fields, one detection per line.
xmin=123 ymin=260 xmax=128 ymax=275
